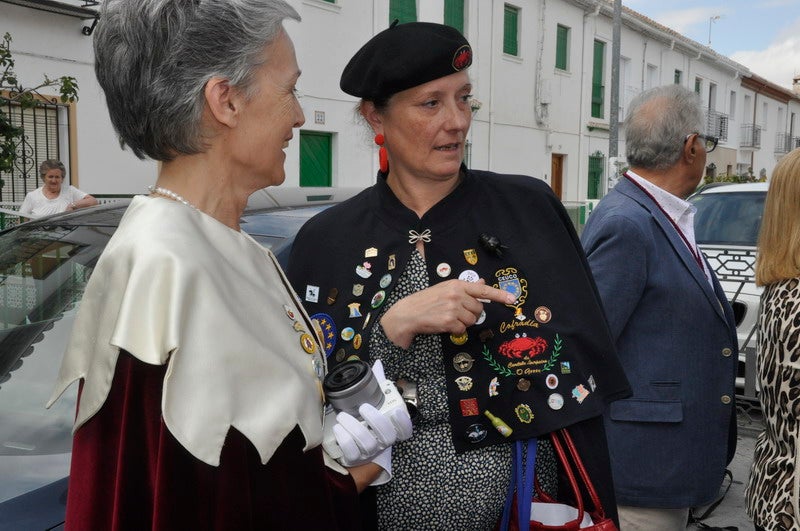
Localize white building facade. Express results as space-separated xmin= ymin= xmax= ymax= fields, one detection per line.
xmin=2 ymin=0 xmax=799 ymax=205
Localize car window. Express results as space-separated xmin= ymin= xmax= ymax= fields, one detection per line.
xmin=0 ymin=224 xmax=108 ymax=502
xmin=0 ymin=226 xmax=105 ymax=436
xmin=241 ymin=205 xmax=329 ymax=238
xmin=691 ymin=191 xmax=767 ymax=246
xmin=242 ymin=204 xmax=333 ymax=267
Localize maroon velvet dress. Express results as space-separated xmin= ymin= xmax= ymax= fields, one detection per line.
xmin=65 ymin=351 xmax=360 ymax=530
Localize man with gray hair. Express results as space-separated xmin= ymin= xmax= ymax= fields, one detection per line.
xmin=581 ymin=84 xmax=738 ymax=529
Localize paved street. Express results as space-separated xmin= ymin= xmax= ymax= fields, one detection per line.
xmin=687 ymin=399 xmax=762 ymax=531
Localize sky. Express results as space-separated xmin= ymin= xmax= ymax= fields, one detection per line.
xmin=624 ymin=0 xmax=800 ymax=90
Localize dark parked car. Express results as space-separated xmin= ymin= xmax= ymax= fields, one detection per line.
xmin=0 ymin=187 xmax=358 ymax=530
xmin=690 ymin=182 xmax=768 ymax=401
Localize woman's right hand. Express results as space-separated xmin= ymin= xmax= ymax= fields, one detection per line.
xmin=380 ymin=279 xmax=517 ymax=349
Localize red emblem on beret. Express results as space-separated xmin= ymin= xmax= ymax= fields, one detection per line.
xmin=452 ymin=45 xmax=472 ymax=71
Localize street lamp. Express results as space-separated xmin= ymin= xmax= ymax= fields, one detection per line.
xmin=708 ymin=15 xmax=721 ymax=46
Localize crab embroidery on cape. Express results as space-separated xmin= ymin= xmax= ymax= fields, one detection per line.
xmin=498 ymin=333 xmax=548 ymax=359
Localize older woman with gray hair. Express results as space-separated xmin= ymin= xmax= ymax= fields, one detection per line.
xmin=47 ymin=1 xmax=400 ymax=529
xmin=18 ymin=159 xmax=97 ymax=218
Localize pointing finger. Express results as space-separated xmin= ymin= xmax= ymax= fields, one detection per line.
xmin=466 ymin=283 xmax=516 ymax=305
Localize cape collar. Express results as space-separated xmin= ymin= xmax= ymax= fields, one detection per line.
xmin=370 ymin=165 xmax=475 ymax=241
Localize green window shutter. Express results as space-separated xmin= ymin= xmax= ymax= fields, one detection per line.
xmin=444 ymin=0 xmax=465 ymax=34
xmin=389 ymin=0 xmax=417 ymax=24
xmin=591 ymin=40 xmax=605 ymax=118
xmin=555 ymin=25 xmax=568 ymax=70
xmin=674 ymin=69 xmax=682 ymax=85
xmin=694 ymin=78 xmax=702 ymax=94
xmin=300 ymin=131 xmax=332 ymax=187
xmin=587 ymin=153 xmax=604 ymax=200
xmin=503 ymin=5 xmax=519 ymax=56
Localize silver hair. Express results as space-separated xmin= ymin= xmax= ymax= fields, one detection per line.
xmin=93 ymin=0 xmax=300 ymax=161
xmin=39 ymin=159 xmax=65 ymax=179
xmin=624 ymin=84 xmax=705 ymax=172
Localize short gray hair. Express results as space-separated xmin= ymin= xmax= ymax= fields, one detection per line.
xmin=39 ymin=159 xmax=65 ymax=179
xmin=624 ymin=85 xmax=705 ymax=171
xmin=94 ymin=0 xmax=300 ymax=161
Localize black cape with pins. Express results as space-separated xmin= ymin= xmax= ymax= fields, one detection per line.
xmin=287 ymin=167 xmax=631 ymax=519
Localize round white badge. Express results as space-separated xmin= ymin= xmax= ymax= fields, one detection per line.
xmin=437 ymin=263 xmax=452 ymax=277
xmin=458 ymin=269 xmax=480 ymax=283
xmin=548 ymin=393 xmax=564 ymax=410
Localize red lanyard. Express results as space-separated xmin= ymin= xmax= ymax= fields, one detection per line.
xmin=624 ymin=174 xmax=705 ymax=273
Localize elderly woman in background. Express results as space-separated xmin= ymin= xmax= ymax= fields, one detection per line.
xmin=18 ymin=159 xmax=97 ymax=218
xmin=46 ymin=1 xmax=400 ymax=529
xmin=288 ymin=21 xmax=630 ymax=529
xmin=746 ymin=147 xmax=800 ymax=531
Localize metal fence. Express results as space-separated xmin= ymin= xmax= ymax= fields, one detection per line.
xmin=741 ymin=123 xmax=762 ymax=149
xmin=1 ymin=99 xmax=69 ymax=203
xmin=0 ymin=203 xmax=22 ymax=231
xmin=776 ymin=132 xmax=794 ymax=154
xmin=706 ymin=110 xmax=729 ymax=143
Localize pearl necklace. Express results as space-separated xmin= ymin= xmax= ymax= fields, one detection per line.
xmin=148 ymin=186 xmax=199 ymax=210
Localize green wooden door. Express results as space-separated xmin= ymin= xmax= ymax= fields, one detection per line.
xmin=588 ymin=153 xmax=604 ymax=200
xmin=390 ymin=0 xmax=417 ymax=24
xmin=300 ymin=131 xmax=332 ymax=187
xmin=444 ymin=0 xmax=465 ymax=33
xmin=556 ymin=25 xmax=568 ymax=70
xmin=591 ymin=40 xmax=605 ymax=118
xmin=503 ymin=5 xmax=519 ymax=56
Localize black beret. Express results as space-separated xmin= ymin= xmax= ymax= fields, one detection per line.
xmin=340 ymin=21 xmax=472 ymax=101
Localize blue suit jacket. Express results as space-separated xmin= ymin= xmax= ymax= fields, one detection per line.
xmin=581 ymin=176 xmax=738 ymax=508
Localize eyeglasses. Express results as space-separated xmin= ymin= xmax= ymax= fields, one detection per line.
xmin=685 ymin=133 xmax=718 ymax=153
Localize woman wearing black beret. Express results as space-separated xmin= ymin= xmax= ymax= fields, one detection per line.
xmin=287 ymin=21 xmax=630 ymax=530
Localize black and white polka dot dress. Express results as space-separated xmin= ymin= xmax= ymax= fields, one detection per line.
xmin=371 ymin=250 xmax=556 ymax=530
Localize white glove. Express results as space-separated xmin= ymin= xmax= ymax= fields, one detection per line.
xmin=323 ymin=360 xmax=413 ymax=475
xmin=369 ymin=359 xmax=414 ymax=442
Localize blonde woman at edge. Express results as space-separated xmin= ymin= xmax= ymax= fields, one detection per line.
xmin=746 ymin=147 xmax=800 ymax=531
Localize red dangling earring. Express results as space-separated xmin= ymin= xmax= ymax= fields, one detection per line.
xmin=374 ymin=133 xmax=389 ymax=173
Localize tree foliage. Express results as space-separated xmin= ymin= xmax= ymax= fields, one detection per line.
xmin=0 ymin=32 xmax=79 ymax=178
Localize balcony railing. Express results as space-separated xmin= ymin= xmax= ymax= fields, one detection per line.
xmin=706 ymin=110 xmax=729 ymax=143
xmin=741 ymin=123 xmax=761 ymax=149
xmin=776 ymin=133 xmax=794 ymax=154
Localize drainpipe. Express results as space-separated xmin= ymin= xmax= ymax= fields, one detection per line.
xmin=578 ymin=4 xmax=600 ymax=200
xmin=608 ymin=0 xmax=621 ymax=194
xmin=640 ymin=40 xmax=647 ymax=91
xmin=469 ymin=0 xmax=478 ymax=165
xmin=751 ymin=92 xmax=758 ymax=172
xmin=534 ymin=0 xmax=548 ymax=126
xmin=488 ymin=0 xmax=497 ymax=170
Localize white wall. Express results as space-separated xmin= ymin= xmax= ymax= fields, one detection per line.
xmin=1 ymin=2 xmax=157 ymax=195
xmin=3 ymin=0 xmax=799 ymax=203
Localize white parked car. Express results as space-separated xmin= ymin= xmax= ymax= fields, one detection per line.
xmin=690 ymin=182 xmax=768 ymax=402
